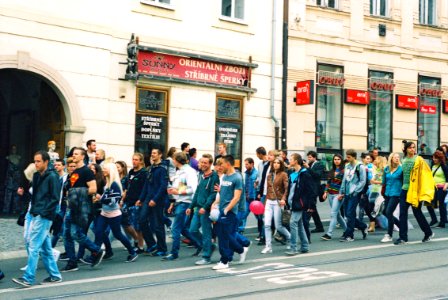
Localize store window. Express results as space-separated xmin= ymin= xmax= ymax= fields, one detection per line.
xmin=215 ymin=96 xmax=243 ymax=168
xmin=221 ymin=0 xmax=245 ymax=20
xmin=419 ymin=0 xmax=436 ymax=25
xmin=418 ymin=76 xmax=441 ymax=156
xmin=317 ymin=0 xmax=338 ymax=9
xmin=135 ymin=87 xmax=169 ymax=165
xmin=370 ymin=0 xmax=388 ymax=17
xmin=368 ymin=70 xmax=393 ymax=153
xmin=316 ymin=64 xmax=344 ymax=150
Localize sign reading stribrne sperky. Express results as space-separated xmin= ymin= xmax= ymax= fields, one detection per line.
xmin=138 ymin=51 xmax=250 ymax=88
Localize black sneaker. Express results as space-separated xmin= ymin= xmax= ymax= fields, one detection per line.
xmin=422 ymin=233 xmax=435 ymax=243
xmin=136 ymin=248 xmax=145 ymax=254
xmin=162 ymin=254 xmax=178 ymax=261
xmin=61 ymin=262 xmax=79 ymax=272
xmin=150 ymin=251 xmax=167 ymax=257
xmin=41 ymin=276 xmax=62 ymax=285
xmin=321 ymin=234 xmax=332 ymax=241
xmin=394 ymin=238 xmax=408 ymax=245
xmin=12 ymin=277 xmax=32 ymax=288
xmin=143 ymin=245 xmax=158 ymax=255
xmin=257 ymin=238 xmax=266 ymax=246
xmin=91 ymin=250 xmax=105 ymax=268
xmin=362 ymin=228 xmax=368 ymax=240
xmin=429 ymin=220 xmax=438 ymax=227
xmin=79 ymin=257 xmax=92 ymax=265
xmin=103 ymin=252 xmax=114 ymax=260
xmin=436 ymin=224 xmax=445 ymax=229
xmin=339 ymin=236 xmax=354 ymax=242
xmin=192 ymin=247 xmax=202 ymax=257
xmin=311 ymin=228 xmax=324 ymax=233
xmin=126 ymin=253 xmax=139 ymax=263
xmin=59 ymin=252 xmax=69 ymax=261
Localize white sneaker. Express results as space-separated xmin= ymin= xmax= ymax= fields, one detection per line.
xmin=381 ymin=234 xmax=393 ymax=243
xmin=20 ymin=265 xmax=28 ymax=271
xmin=239 ymin=246 xmax=249 ymax=263
xmin=52 ymin=248 xmax=61 ymax=261
xmin=261 ymin=247 xmax=272 ymax=254
xmin=212 ymin=261 xmax=229 ymax=270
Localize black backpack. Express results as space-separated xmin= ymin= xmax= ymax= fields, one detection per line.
xmin=355 ymin=164 xmax=370 ymax=195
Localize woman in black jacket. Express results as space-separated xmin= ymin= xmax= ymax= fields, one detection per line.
xmin=285 ymin=153 xmax=317 ymax=256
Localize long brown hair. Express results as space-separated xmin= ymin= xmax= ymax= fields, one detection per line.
xmin=271 ymin=157 xmax=286 ymax=174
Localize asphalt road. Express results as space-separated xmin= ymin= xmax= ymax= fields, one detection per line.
xmin=1 ymin=223 xmax=448 ymax=300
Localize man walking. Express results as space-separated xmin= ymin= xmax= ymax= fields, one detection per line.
xmin=339 ymin=149 xmax=368 ymax=242
xmin=12 ymin=151 xmax=62 ymax=287
xmin=186 ymin=154 xmax=220 ymax=265
xmin=303 ymin=151 xmax=325 ymax=234
xmin=62 ymin=147 xmax=104 ymax=272
xmin=212 ymin=155 xmax=249 ymax=270
xmin=138 ymin=149 xmax=168 ymax=257
xmin=85 ymin=139 xmax=96 ymax=166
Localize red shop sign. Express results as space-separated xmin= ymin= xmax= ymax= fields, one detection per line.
xmin=420 ymin=105 xmax=437 ymax=114
xmin=137 ymin=51 xmax=249 ymax=88
xmin=294 ymin=80 xmax=314 ymax=105
xmin=419 ymin=84 xmax=443 ymax=97
xmin=345 ymin=89 xmax=369 ymax=105
xmin=444 ymin=100 xmax=448 ymax=114
xmin=369 ymin=81 xmax=395 ymax=91
xmin=318 ymin=76 xmax=345 ymax=87
xmin=396 ymin=95 xmax=418 ymax=110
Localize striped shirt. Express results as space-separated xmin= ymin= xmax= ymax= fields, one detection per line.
xmin=326 ymin=168 xmax=344 ymax=194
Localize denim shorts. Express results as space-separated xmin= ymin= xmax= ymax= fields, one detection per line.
xmin=121 ymin=205 xmax=141 ymax=231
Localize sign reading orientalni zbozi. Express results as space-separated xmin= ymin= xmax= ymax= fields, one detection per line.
xmin=137 ymin=50 xmax=256 ymax=93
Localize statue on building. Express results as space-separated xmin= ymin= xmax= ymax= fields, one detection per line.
xmin=3 ymin=144 xmax=21 ymax=214
xmin=126 ymin=33 xmax=139 ymax=79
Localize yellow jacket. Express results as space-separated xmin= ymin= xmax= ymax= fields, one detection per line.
xmin=406 ymin=156 xmax=435 ymax=207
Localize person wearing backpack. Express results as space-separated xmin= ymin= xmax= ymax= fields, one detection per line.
xmin=339 ymin=149 xmax=368 ymax=242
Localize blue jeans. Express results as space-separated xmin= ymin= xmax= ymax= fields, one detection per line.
xmin=343 ymin=194 xmax=367 ymax=238
xmin=23 ymin=215 xmax=61 ymax=284
xmin=327 ymin=194 xmax=346 ymax=237
xmin=78 ymin=215 xmax=112 ymax=259
xmin=216 ymin=211 xmax=243 ymax=264
xmin=399 ymin=189 xmax=432 ymax=241
xmin=64 ymin=210 xmax=101 ymax=263
xmin=237 ymin=199 xmax=252 ymax=233
xmin=383 ymin=196 xmax=400 ymax=236
xmin=189 ymin=210 xmax=213 ymax=259
xmin=170 ymin=202 xmax=198 ymax=256
xmin=289 ymin=211 xmax=309 ymax=252
xmin=95 ymin=214 xmax=135 ymax=255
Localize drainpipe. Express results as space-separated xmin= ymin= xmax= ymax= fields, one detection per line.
xmin=281 ymin=0 xmax=289 ymax=150
xmin=271 ymin=0 xmax=280 ymax=150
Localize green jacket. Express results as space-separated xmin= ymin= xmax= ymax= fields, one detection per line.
xmin=190 ymin=170 xmax=220 ymax=211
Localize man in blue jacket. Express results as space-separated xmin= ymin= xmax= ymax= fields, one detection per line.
xmin=137 ymin=148 xmax=169 ymax=256
xmin=13 ymin=151 xmax=62 ymax=287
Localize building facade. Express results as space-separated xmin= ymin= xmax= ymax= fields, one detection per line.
xmin=0 ymin=0 xmax=284 ymax=175
xmin=287 ymin=0 xmax=448 ymax=166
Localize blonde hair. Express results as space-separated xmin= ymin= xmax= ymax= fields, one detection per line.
xmin=268 ymin=149 xmax=280 ymax=157
xmin=103 ymin=163 xmax=122 ymax=193
xmin=104 ymin=156 xmax=115 ymax=164
xmin=24 ymin=163 xmax=36 ymax=182
xmin=374 ymin=156 xmax=387 ymax=170
xmin=388 ymin=152 xmax=401 ymax=170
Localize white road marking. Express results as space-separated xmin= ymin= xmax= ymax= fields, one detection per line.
xmin=2 ymin=237 xmax=447 ymax=294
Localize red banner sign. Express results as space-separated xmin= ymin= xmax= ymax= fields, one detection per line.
xmin=345 ymin=89 xmax=369 ymax=105
xmin=419 ymin=84 xmax=443 ymax=97
xmin=420 ymin=105 xmax=437 ymax=114
xmin=137 ymin=51 xmax=249 ymax=88
xmin=396 ymin=95 xmax=418 ymax=110
xmin=318 ymin=76 xmax=345 ymax=87
xmin=444 ymin=100 xmax=448 ymax=114
xmin=294 ymin=80 xmax=314 ymax=105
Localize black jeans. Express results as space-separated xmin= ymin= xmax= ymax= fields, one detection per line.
xmin=383 ymin=196 xmax=400 ymax=236
xmin=399 ymin=189 xmax=432 ymax=241
xmin=139 ymin=200 xmax=167 ymax=252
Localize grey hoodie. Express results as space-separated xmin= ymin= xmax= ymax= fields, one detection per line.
xmin=340 ymin=162 xmax=366 ymax=196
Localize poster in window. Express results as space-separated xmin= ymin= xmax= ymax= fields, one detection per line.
xmin=215 ymin=121 xmax=242 ymax=168
xmin=217 ymin=98 xmax=241 ymax=120
xmin=135 ymin=113 xmax=168 ymax=162
xmin=138 ymin=89 xmax=167 ymax=113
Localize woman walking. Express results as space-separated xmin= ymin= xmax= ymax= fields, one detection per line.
xmin=116 ymin=161 xmax=128 ymax=188
xmin=261 ymin=157 xmax=291 ymax=253
xmin=430 ymin=150 xmax=448 ymax=228
xmin=366 ymin=156 xmax=387 ymax=232
xmin=321 ymin=154 xmax=346 ymax=241
xmin=381 ymin=153 xmax=403 ymax=243
xmin=94 ymin=163 xmax=138 ymax=262
xmin=394 ymin=141 xmax=434 ymax=245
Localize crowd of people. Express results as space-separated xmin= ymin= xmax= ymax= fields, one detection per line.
xmin=2 ymin=139 xmax=448 ymax=288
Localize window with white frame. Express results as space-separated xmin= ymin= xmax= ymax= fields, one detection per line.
xmin=370 ymin=0 xmax=388 ymax=17
xmin=141 ymin=0 xmax=172 ymax=7
xmin=221 ymin=0 xmax=245 ymax=20
xmin=317 ymin=0 xmax=338 ymax=9
xmin=419 ymin=0 xmax=436 ymax=25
